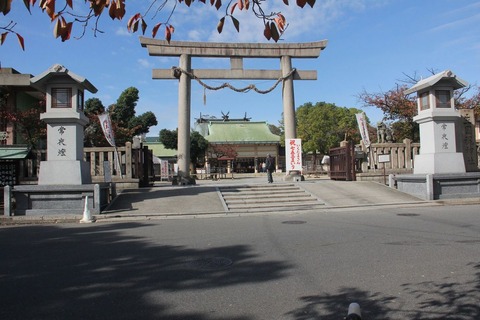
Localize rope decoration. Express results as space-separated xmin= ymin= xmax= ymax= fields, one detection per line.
xmin=171 ymin=66 xmax=297 ymax=94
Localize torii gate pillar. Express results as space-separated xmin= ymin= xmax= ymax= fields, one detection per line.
xmin=177 ymin=54 xmax=193 ymax=183
xmin=282 ymin=56 xmax=296 ymax=142
xmin=140 ymin=37 xmax=327 ymax=184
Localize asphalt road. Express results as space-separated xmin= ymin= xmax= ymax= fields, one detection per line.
xmin=1 ymin=203 xmax=480 ymax=319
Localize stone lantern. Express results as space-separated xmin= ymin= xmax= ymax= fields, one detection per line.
xmin=404 ymin=70 xmax=468 ymax=174
xmin=31 ymin=64 xmax=98 ymax=185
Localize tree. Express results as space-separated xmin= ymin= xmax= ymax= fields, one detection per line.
xmin=357 ymin=84 xmax=419 ymax=142
xmin=84 ymin=97 xmax=105 ymax=116
xmin=128 ymin=111 xmax=158 ymax=136
xmin=276 ymin=112 xmax=286 ymax=147
xmin=296 ymin=102 xmax=362 ymax=170
xmin=84 ymin=112 xmax=138 ymax=147
xmin=83 ymin=114 xmax=104 ymax=147
xmin=159 ymin=128 xmax=178 ymax=150
xmin=83 ymin=98 xmax=107 ymax=146
xmin=0 ymin=90 xmax=46 ymax=148
xmin=84 ymin=87 xmax=157 ymax=146
xmin=109 ymin=87 xmax=139 ymax=126
xmin=159 ymin=128 xmax=209 ymax=168
xmin=210 ymin=144 xmax=238 ymax=160
xmin=457 ymin=85 xmax=480 ymax=117
xmin=1 ymin=0 xmax=315 ymax=50
xmin=190 ymin=131 xmax=209 ymax=167
xmin=268 ymin=123 xmax=282 ymax=136
xmin=358 ymin=71 xmax=480 ymax=142
xmin=109 ymin=87 xmax=158 ymax=137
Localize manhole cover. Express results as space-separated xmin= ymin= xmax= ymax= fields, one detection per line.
xmin=396 ymin=213 xmax=420 ymax=217
xmin=188 ymin=257 xmax=233 ymax=270
xmin=282 ymin=220 xmax=307 ymax=224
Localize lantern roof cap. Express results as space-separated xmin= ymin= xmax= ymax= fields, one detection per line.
xmin=31 ymin=64 xmax=97 ymax=93
xmin=404 ymin=70 xmax=468 ymax=95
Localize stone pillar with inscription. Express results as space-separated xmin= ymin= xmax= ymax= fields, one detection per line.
xmin=404 ymin=70 xmax=468 ymax=174
xmin=458 ymin=109 xmax=479 ymax=172
xmin=31 ymin=64 xmax=98 ymax=185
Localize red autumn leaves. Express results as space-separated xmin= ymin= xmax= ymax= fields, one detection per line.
xmin=1 ymin=0 xmax=315 ymax=50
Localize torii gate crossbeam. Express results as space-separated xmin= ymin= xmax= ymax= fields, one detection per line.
xmin=140 ymin=37 xmax=328 ymax=183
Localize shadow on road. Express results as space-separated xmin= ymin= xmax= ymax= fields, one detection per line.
xmin=398 ymin=261 xmax=480 ymax=320
xmin=0 ymin=222 xmax=292 ymax=319
xmin=2 ymin=222 xmax=480 ymax=319
xmin=287 ymin=262 xmax=480 ymax=319
xmin=287 ymin=288 xmax=396 ymax=320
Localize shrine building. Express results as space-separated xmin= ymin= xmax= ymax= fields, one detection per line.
xmin=194 ymin=117 xmax=281 ymax=173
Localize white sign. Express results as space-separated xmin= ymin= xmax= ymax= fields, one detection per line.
xmin=378 ymin=154 xmax=390 ymax=163
xmin=286 ymin=139 xmax=302 ymax=172
xmin=160 ymin=160 xmax=169 ymax=180
xmin=355 ymin=112 xmax=371 ymax=147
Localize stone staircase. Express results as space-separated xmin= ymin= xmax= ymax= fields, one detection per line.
xmin=218 ymin=183 xmax=325 ymax=213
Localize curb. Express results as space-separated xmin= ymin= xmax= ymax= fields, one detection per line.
xmin=4 ymin=198 xmax=478 ymax=225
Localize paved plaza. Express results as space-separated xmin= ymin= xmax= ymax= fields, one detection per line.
xmin=99 ymin=174 xmax=438 ymax=222
xmin=3 ymin=174 xmax=480 ymax=224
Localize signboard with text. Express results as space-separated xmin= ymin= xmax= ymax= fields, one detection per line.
xmin=378 ymin=154 xmax=390 ymax=163
xmin=160 ymin=160 xmax=169 ymax=181
xmin=286 ymin=139 xmax=302 ymax=172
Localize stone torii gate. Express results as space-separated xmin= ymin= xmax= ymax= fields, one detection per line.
xmin=140 ymin=37 xmax=327 ymax=183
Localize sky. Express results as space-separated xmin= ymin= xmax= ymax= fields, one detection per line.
xmin=1 ymin=0 xmax=479 ymax=138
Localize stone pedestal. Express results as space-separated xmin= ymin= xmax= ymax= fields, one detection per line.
xmin=284 ymin=171 xmax=304 ymax=182
xmin=38 ymin=112 xmax=92 ymax=185
xmin=413 ymin=111 xmax=466 ymax=174
xmin=413 ymin=153 xmax=465 ymax=175
xmin=39 ymin=160 xmax=91 ymax=185
xmin=395 ymin=173 xmax=480 ymax=200
xmin=4 ymin=184 xmax=111 ymax=216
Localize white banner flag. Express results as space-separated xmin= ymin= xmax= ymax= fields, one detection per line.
xmin=98 ymin=113 xmax=123 ymax=178
xmin=98 ymin=113 xmax=116 ymax=147
xmin=355 ymin=112 xmax=371 ymax=147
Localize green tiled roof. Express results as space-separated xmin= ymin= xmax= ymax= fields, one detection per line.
xmin=144 ymin=137 xmax=160 ymax=143
xmin=0 ymin=146 xmax=31 ymax=160
xmin=144 ymin=142 xmax=177 ymax=158
xmin=206 ymin=121 xmax=280 ymax=144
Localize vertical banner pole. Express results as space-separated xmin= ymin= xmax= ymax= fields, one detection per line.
xmin=98 ymin=113 xmax=123 ymax=179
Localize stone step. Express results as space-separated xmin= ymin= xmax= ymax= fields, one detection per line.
xmin=222 ymin=191 xmax=308 ymax=200
xmin=227 ymin=200 xmax=324 ymax=209
xmin=222 ymin=185 xmax=301 ymax=193
xmin=218 ymin=183 xmax=325 ymax=212
xmin=227 ymin=202 xmax=326 ymax=213
xmin=226 ymin=195 xmax=318 ymax=204
xmin=221 ymin=185 xmax=299 ymax=192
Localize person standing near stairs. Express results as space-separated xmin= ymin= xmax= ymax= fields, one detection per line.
xmin=265 ymin=154 xmax=275 ymax=183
